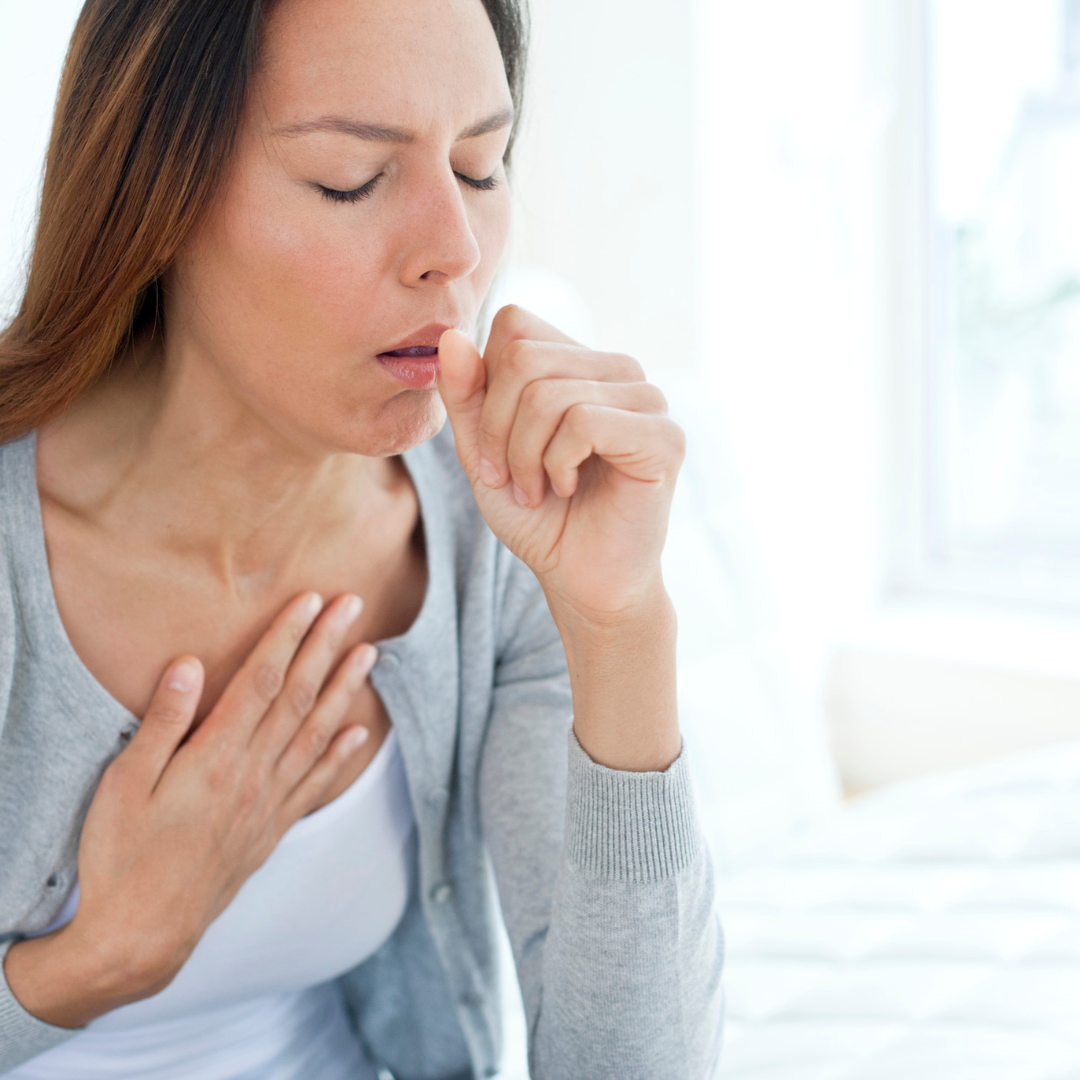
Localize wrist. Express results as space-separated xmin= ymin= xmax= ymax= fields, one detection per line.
xmin=544 ymin=575 xmax=675 ymax=641
xmin=548 ymin=582 xmax=681 ymax=773
xmin=4 ymin=919 xmax=180 ymax=1029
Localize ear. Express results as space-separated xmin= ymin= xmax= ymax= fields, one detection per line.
xmin=437 ymin=328 xmax=488 ymax=482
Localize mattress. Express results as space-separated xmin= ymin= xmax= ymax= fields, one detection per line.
xmin=714 ymin=738 xmax=1080 ymax=1079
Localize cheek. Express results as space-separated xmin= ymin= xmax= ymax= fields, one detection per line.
xmin=473 ymin=190 xmax=512 ymax=288
xmin=224 ymin=193 xmax=385 ymax=350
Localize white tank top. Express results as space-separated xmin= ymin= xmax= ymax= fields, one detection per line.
xmin=10 ymin=726 xmax=416 ymax=1080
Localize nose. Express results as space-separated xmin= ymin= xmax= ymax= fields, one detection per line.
xmin=397 ymin=169 xmax=483 ymax=288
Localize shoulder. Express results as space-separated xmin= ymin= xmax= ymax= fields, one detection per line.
xmin=0 ymin=437 xmax=31 ymax=730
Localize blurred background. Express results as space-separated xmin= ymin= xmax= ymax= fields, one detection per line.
xmin=11 ymin=0 xmax=1080 ymax=835
xmin=6 ymin=1 xmax=1080 ymax=1074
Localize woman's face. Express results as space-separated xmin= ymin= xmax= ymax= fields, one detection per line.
xmin=164 ymin=0 xmax=514 ymax=456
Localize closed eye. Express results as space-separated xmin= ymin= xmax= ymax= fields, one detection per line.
xmin=317 ymin=170 xmax=499 ymax=203
xmin=455 ymin=172 xmax=500 ymax=191
xmin=316 ymin=174 xmax=382 ymax=204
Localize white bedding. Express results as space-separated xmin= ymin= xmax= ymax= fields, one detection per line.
xmin=714 ymin=738 xmax=1080 ymax=1079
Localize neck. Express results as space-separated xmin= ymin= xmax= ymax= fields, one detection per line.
xmin=41 ymin=337 xmax=388 ymax=598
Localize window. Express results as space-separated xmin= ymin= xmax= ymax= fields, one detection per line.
xmin=917 ymin=0 xmax=1080 ymax=607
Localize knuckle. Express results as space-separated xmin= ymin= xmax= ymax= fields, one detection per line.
xmin=613 ymin=353 xmax=645 ymax=380
xmin=286 ymin=677 xmax=319 ymax=718
xmin=235 ymin=774 xmax=263 ymax=818
xmin=204 ymin=758 xmax=233 ymax=798
xmin=566 ymin=401 xmax=594 ymax=433
xmin=301 ymin=721 xmax=334 ymax=762
xmin=148 ymin=701 xmax=189 ymax=728
xmin=644 ymin=383 xmax=669 ymax=412
xmin=522 ymin=377 xmax=558 ymax=412
xmin=252 ymin=661 xmax=285 ymax=704
xmin=501 ymin=337 xmax=535 ymax=373
xmin=492 ymin=303 xmax=525 ymax=334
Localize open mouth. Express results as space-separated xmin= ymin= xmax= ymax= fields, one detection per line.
xmin=375 ymin=346 xmax=441 ymax=389
xmin=377 ymin=346 xmax=439 ymax=360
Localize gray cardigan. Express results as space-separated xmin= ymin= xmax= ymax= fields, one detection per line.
xmin=0 ymin=425 xmax=724 ymax=1079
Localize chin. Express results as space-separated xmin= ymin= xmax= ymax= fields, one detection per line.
xmin=333 ymin=392 xmax=448 ymax=458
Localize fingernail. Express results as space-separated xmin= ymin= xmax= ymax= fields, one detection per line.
xmin=344 ymin=726 xmax=370 ymax=752
xmin=168 ymin=659 xmax=200 ymax=692
xmin=340 ymin=595 xmax=363 ymax=623
xmin=305 ymin=593 xmax=324 ymax=619
xmin=479 ymin=457 xmax=499 ymax=487
xmin=512 ymin=482 xmax=531 ymax=508
xmin=348 ymin=645 xmax=378 ymax=686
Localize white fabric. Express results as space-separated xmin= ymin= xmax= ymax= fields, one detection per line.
xmin=715 ymin=737 xmax=1080 ymax=1079
xmin=10 ymin=726 xmax=415 ymax=1080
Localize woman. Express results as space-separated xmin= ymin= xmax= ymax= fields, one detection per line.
xmin=0 ymin=0 xmax=724 ymax=1076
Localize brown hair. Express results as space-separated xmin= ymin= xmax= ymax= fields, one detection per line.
xmin=0 ymin=0 xmax=527 ymax=445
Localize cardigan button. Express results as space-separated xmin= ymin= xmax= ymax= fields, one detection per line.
xmin=430 ymin=882 xmax=453 ymax=904
xmin=426 ymin=785 xmax=449 ymax=808
xmin=458 ymin=990 xmax=483 ymax=1009
xmin=379 ymin=652 xmax=401 ymax=672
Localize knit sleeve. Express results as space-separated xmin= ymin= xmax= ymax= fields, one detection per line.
xmin=479 ymin=553 xmax=725 ymax=1079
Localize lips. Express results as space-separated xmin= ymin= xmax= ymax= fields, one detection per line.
xmin=376 ymin=323 xmax=454 ymax=358
xmin=375 ymin=324 xmax=454 ymax=390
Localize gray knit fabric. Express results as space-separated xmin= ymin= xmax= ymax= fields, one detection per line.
xmin=0 ymin=424 xmax=724 ymax=1079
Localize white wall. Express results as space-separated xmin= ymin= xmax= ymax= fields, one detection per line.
xmin=506 ymin=0 xmax=699 ymax=368
xmin=0 ymin=2 xmax=85 ymax=320
xmin=697 ymin=0 xmax=893 ymax=708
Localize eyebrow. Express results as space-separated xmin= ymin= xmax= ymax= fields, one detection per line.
xmin=273 ymin=107 xmax=514 ymax=143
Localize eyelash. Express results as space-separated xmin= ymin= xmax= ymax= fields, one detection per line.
xmin=317 ymin=170 xmax=500 ymax=204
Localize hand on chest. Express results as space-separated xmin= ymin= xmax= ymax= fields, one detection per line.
xmin=41 ymin=479 xmax=427 ymax=813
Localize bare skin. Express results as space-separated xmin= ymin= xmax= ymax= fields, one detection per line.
xmin=4 ymin=0 xmax=684 ymax=1036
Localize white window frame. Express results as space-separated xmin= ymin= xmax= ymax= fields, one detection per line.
xmin=886 ymin=0 xmax=1080 ymax=613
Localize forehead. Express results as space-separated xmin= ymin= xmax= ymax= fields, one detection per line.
xmin=256 ymin=0 xmax=512 ymax=134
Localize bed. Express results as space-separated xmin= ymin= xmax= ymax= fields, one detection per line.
xmin=713 ymin=737 xmax=1080 ymax=1079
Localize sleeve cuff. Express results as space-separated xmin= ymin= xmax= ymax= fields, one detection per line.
xmin=0 ymin=939 xmax=81 ymax=1071
xmin=563 ymin=726 xmax=702 ymax=882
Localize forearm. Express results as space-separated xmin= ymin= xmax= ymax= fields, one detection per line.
xmin=547 ymin=579 xmax=681 ymax=773
xmin=486 ymin=562 xmax=724 ymax=1080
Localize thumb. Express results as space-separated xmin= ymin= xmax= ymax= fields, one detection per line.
xmin=437 ymin=328 xmax=487 ymax=480
xmin=125 ymin=657 xmax=204 ymax=786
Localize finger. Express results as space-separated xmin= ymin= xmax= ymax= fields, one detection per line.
xmin=506 ymin=380 xmax=668 ymax=507
xmin=479 ymin=343 xmax=646 ymax=492
xmin=204 ymin=592 xmax=324 ymax=745
xmin=123 ymin=657 xmax=204 ymax=788
xmin=437 ymin=328 xmax=488 ymax=482
xmin=482 ymin=304 xmax=579 ymax=378
xmin=251 ymin=594 xmax=364 ymax=756
xmin=274 ymin=641 xmax=377 ymax=787
xmin=541 ymin=405 xmax=686 ymax=499
xmin=279 ymin=721 xmax=373 ymax=824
